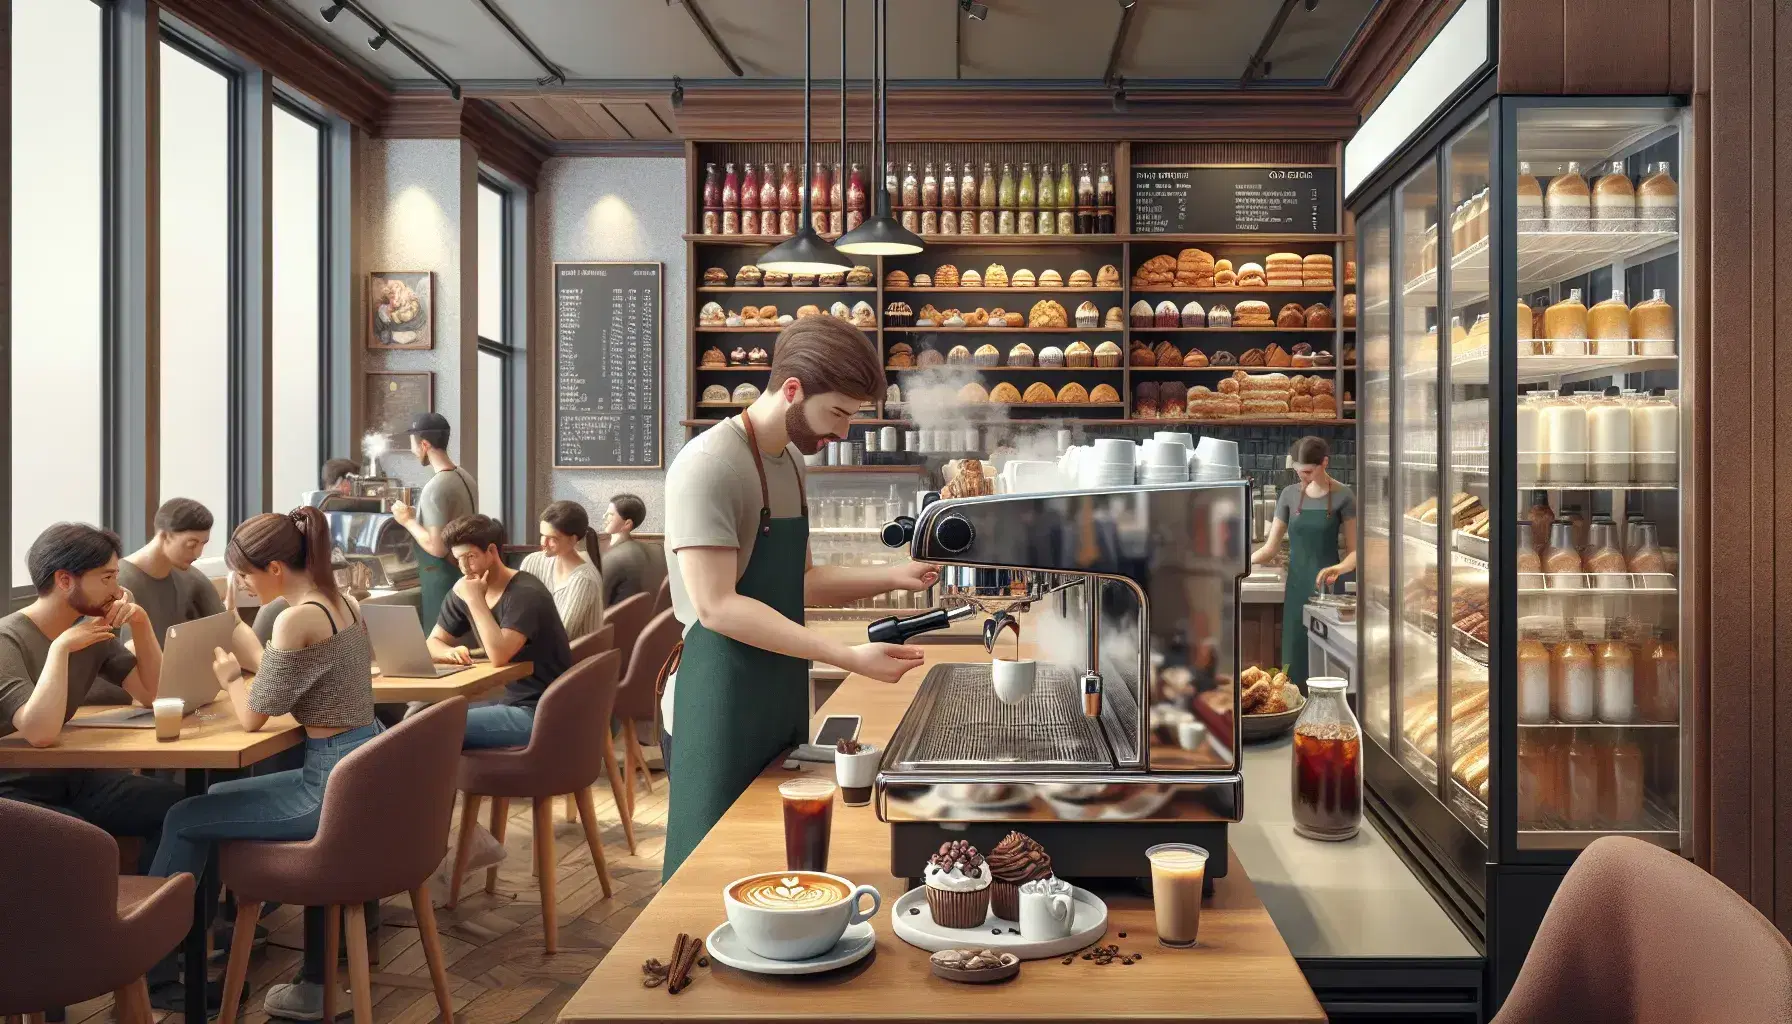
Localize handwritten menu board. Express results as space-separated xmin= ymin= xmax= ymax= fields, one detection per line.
xmin=554 ymin=262 xmax=663 ymax=469
xmin=1131 ymin=166 xmax=1338 ymax=235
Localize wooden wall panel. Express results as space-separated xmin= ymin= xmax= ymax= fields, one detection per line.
xmin=1497 ymin=0 xmax=1565 ymax=94
xmin=1668 ymin=0 xmax=1695 ymax=94
xmin=1563 ymin=0 xmax=1672 ymax=93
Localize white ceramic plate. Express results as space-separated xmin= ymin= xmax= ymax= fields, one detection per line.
xmin=704 ymin=920 xmax=876 ymax=976
xmin=890 ymin=884 xmax=1108 ymax=960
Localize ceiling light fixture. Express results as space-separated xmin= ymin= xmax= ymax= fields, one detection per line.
xmin=670 ymin=76 xmax=684 ymax=109
xmin=1117 ymin=0 xmax=1137 ymax=7
xmin=1111 ymin=77 xmax=1128 ymax=113
xmin=759 ymin=0 xmax=853 ymax=274
xmin=838 ymin=0 xmax=924 ymax=256
xmin=959 ymin=0 xmax=988 ymax=21
xmin=320 ymin=2 xmax=345 ymax=21
xmin=367 ymin=29 xmax=388 ymax=50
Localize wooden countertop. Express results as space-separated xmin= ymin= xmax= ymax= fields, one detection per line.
xmin=0 ymin=703 xmax=302 ymax=770
xmin=561 ymin=646 xmax=1324 ymax=1024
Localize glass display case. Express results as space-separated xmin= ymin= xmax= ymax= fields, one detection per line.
xmin=1351 ymin=96 xmax=1690 ymax=972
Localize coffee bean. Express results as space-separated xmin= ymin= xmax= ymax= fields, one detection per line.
xmin=1061 ymin=956 xmax=1074 ymax=965
xmin=1117 ymin=932 xmax=1127 ymax=938
xmin=1122 ymin=959 xmax=1133 ymax=965
xmin=909 ymin=908 xmax=921 ymax=915
xmin=1082 ymin=953 xmax=1093 ymax=960
xmin=992 ymin=928 xmax=1002 ymax=935
xmin=1007 ymin=928 xmax=1020 ymax=934
xmin=697 ymin=957 xmax=709 ymax=968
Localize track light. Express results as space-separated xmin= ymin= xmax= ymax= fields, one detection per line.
xmin=1117 ymin=0 xmax=1137 ymax=7
xmin=671 ymin=76 xmax=684 ymax=110
xmin=368 ymin=30 xmax=388 ymax=50
xmin=320 ymin=2 xmax=345 ymax=21
xmin=1111 ymin=77 xmax=1127 ymax=113
xmin=959 ymin=0 xmax=988 ymax=21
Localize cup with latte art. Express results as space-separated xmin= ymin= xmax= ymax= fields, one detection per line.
xmin=723 ymin=870 xmax=882 ymax=961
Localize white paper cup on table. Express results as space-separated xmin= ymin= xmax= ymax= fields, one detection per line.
xmin=1146 ymin=843 xmax=1210 ymax=947
xmin=153 ymin=698 xmax=185 ymax=742
xmin=991 ymin=658 xmax=1037 ymax=704
xmin=834 ymin=744 xmax=881 ymax=807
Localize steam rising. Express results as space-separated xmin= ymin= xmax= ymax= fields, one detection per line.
xmin=897 ymin=364 xmax=1007 ymax=434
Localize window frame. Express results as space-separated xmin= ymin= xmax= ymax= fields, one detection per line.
xmin=476 ymin=172 xmax=527 ymax=538
xmin=270 ymin=93 xmax=331 ymax=502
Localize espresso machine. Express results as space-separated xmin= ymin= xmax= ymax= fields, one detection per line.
xmin=873 ymin=480 xmax=1251 ymax=888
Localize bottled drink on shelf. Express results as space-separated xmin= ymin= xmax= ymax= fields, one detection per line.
xmin=1291 ymin=678 xmax=1363 ymax=841
xmin=1566 ymin=731 xmax=1600 ymax=828
xmin=1518 ymin=639 xmax=1552 ymax=723
xmin=1551 ymin=633 xmax=1595 ymax=723
xmin=1636 ymin=632 xmax=1680 ymax=723
xmin=1599 ymin=737 xmax=1645 ymax=829
xmin=1595 ymin=636 xmax=1635 ymax=723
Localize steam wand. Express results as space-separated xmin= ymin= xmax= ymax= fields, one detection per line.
xmin=867 ymin=603 xmax=975 ymax=644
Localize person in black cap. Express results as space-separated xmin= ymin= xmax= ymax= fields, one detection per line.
xmin=390 ymin=412 xmax=478 ymax=630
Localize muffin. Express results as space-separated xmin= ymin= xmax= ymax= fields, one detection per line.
xmin=885 ymin=301 xmax=915 ymax=327
xmin=1129 ymin=341 xmax=1156 ymax=366
xmin=847 ymin=265 xmax=874 ymax=286
xmin=958 ymin=382 xmax=991 ymax=403
xmin=926 ymin=841 xmax=991 ymax=928
xmin=947 ymin=344 xmax=973 ymax=365
xmin=1038 ymin=269 xmax=1062 ymax=288
xmin=1181 ymin=301 xmax=1207 ymax=328
xmin=1096 ymin=264 xmax=1121 ymax=288
xmin=987 ymin=832 xmax=1054 ymax=921
xmin=1068 ymin=269 xmax=1093 ymax=288
xmin=987 ymin=265 xmax=1012 ymax=288
xmin=1037 ymin=345 xmax=1066 ymax=368
xmin=1075 ymin=301 xmax=1101 ymax=328
xmin=918 ymin=348 xmax=946 ymax=368
xmin=1089 ymin=383 xmax=1119 ymax=404
xmin=729 ymin=346 xmax=749 ymax=366
xmin=1064 ymin=341 xmax=1093 ymax=368
xmin=974 ymin=343 xmax=1002 ymax=367
xmin=1093 ymin=341 xmax=1122 ymax=367
xmin=989 ymin=382 xmax=1022 ymax=404
xmin=702 ymin=267 xmax=729 ymax=286
xmin=962 ymin=269 xmax=983 ymax=288
xmin=699 ymin=346 xmax=727 ymax=367
xmin=935 ymin=264 xmax=961 ymax=287
xmin=1008 ymin=342 xmax=1036 ymax=366
xmin=1057 ymin=382 xmax=1090 ymax=403
xmin=701 ymin=384 xmax=730 ymax=403
xmin=1104 ymin=307 xmax=1124 ymax=329
xmin=1022 ymin=382 xmax=1056 ymax=404
xmin=1154 ymin=300 xmax=1180 ymax=328
xmin=762 ymin=269 xmax=791 ymax=287
xmin=1131 ymin=299 xmax=1155 ymax=328
xmin=1208 ymin=303 xmax=1233 ymax=328
xmin=731 ymin=383 xmax=762 ymax=403
xmin=885 ymin=269 xmax=911 ymax=288
xmin=748 ymin=347 xmax=770 ymax=366
xmin=736 ymin=265 xmax=763 ymax=286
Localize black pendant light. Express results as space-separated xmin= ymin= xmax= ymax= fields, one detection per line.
xmin=759 ymin=0 xmax=853 ymax=274
xmin=836 ymin=0 xmax=923 ymax=256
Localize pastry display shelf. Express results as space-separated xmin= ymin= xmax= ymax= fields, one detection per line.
xmin=698 ymin=286 xmax=877 ymax=293
xmin=697 ymin=326 xmax=800 ymax=333
xmin=1406 ymin=611 xmax=1491 ymax=668
xmin=884 ymin=402 xmax=1126 ymax=413
xmin=698 ymin=366 xmax=772 ymax=372
xmin=887 ymin=365 xmax=1124 ymax=373
xmin=883 ymin=326 xmax=1124 ymax=333
xmin=1517 ymin=798 xmax=1680 ymax=851
xmin=1129 ymin=285 xmax=1342 ymax=294
xmin=912 ymin=234 xmax=1126 ymax=245
xmin=885 ymin=287 xmax=1126 ymax=294
xmin=1516 ymin=573 xmax=1677 ymax=594
xmin=1404 ymin=352 xmax=1677 ymax=385
xmin=1129 ymin=364 xmax=1341 ymax=373
xmin=1379 ymin=522 xmax=1493 ymax=572
xmin=1400 ymin=229 xmax=1679 ymax=305
xmin=1517 ymin=720 xmax=1680 ymax=729
xmin=1128 ymin=326 xmax=1340 ymax=333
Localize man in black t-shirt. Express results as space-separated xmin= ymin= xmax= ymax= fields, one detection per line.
xmin=426 ymin=514 xmax=572 ymax=748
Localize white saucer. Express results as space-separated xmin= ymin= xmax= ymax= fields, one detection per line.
xmin=890 ymin=884 xmax=1108 ymax=960
xmin=704 ymin=920 xmax=877 ymax=976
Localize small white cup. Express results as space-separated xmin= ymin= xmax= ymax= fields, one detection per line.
xmin=1153 ymin=431 xmax=1195 ymax=451
xmin=153 ymin=697 xmax=185 ymax=742
xmin=1091 ymin=438 xmax=1136 ymax=464
xmin=991 ymin=658 xmax=1037 ymax=705
xmin=1142 ymin=438 xmax=1188 ymax=467
xmin=1018 ymin=877 xmax=1075 ymax=940
xmin=1178 ymin=718 xmax=1208 ymax=752
xmin=833 ymin=744 xmax=881 ymax=807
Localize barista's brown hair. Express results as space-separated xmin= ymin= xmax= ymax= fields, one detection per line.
xmin=1289 ymin=436 xmax=1331 ymax=466
xmin=540 ymin=500 xmax=601 ymax=573
xmin=767 ymin=316 xmax=884 ymax=402
xmin=226 ymin=506 xmax=339 ymax=602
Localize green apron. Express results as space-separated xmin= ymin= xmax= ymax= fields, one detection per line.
xmin=415 ymin=468 xmax=476 ymax=632
xmin=662 ymin=415 xmax=809 ymax=881
xmin=1282 ymin=482 xmax=1341 ymax=692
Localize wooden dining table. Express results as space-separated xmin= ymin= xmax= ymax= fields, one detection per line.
xmin=0 ymin=702 xmax=305 ymax=1023
xmin=371 ymin=660 xmax=532 ymax=703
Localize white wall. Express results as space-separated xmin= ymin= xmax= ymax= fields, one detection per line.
xmin=535 ymin=156 xmax=688 ymax=532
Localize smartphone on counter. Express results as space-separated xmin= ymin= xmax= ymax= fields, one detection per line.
xmin=792 ymin=715 xmax=862 ymax=762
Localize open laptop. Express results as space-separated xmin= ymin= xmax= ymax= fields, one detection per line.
xmin=364 ymin=604 xmax=472 ymax=678
xmin=80 ymin=610 xmax=240 ymax=728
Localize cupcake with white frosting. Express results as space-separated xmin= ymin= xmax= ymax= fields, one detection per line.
xmin=925 ymin=840 xmax=991 ymax=928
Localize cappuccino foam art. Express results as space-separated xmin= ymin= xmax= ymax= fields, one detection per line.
xmin=730 ymin=872 xmax=851 ymax=911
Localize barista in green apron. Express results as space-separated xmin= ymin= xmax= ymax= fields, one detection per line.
xmin=657 ymin=317 xmax=935 ymax=881
xmin=1250 ymin=436 xmax=1357 ymax=690
xmin=390 ymin=412 xmax=479 ymax=632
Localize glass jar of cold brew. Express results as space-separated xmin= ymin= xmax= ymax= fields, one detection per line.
xmin=1291 ymin=677 xmax=1363 ymax=841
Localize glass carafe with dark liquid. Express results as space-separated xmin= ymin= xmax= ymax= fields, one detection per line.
xmin=1291 ymin=676 xmax=1363 ymax=841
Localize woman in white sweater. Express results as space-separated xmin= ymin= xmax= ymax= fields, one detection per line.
xmin=519 ymin=500 xmax=606 ymax=640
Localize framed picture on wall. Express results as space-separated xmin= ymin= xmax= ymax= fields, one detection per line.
xmin=368 ymin=270 xmax=433 ymax=350
xmin=364 ymin=371 xmax=433 ymax=445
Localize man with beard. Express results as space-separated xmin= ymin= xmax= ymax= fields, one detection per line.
xmin=658 ymin=315 xmax=935 ymax=880
xmin=390 ymin=412 xmax=478 ymax=630
xmin=0 ymin=523 xmax=180 ymax=863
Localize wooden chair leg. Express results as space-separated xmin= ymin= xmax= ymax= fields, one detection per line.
xmin=563 ymin=792 xmax=577 ymax=823
xmin=447 ymin=791 xmax=482 ymax=908
xmin=485 ymin=795 xmax=510 ymax=894
xmin=344 ymin=903 xmax=376 ymax=1024
xmin=531 ymin=797 xmax=559 ymax=954
xmin=322 ymin=905 xmax=341 ymax=1024
xmin=112 ymin=977 xmax=152 ymax=1024
xmin=572 ymin=787 xmax=615 ymax=899
xmin=623 ymin=720 xmax=654 ymax=794
xmin=217 ymin=899 xmax=263 ymax=1023
xmin=603 ymin=737 xmax=638 ymax=855
xmin=24 ymin=1013 xmax=46 ymax=1024
xmin=410 ymin=884 xmax=457 ymax=1023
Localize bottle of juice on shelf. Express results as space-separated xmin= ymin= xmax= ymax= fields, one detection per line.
xmin=1097 ymin=161 xmax=1116 ymax=232
xmin=1518 ymin=638 xmax=1552 ymax=723
xmin=1544 ymin=288 xmax=1590 ymax=355
xmin=1017 ymin=162 xmax=1036 ymax=234
xmin=1592 ymin=161 xmax=1636 ymax=232
xmin=1528 ymin=491 xmax=1556 ymax=551
xmin=846 ymin=163 xmax=866 ymax=232
xmin=1629 ymin=288 xmax=1676 ymax=355
xmin=1599 ymin=737 xmax=1645 ymax=828
xmin=1637 ymin=632 xmax=1680 ymax=723
xmin=1517 ymin=732 xmax=1556 ymax=826
xmin=1057 ymin=161 xmax=1076 ymax=234
xmin=1596 ymin=634 xmax=1635 ymax=723
xmin=1516 ymin=160 xmax=1544 ymax=231
xmin=960 ymin=162 xmax=980 ymax=234
xmin=721 ymin=162 xmax=740 ymax=236
xmin=1637 ymin=161 xmax=1678 ymax=232
xmin=740 ymin=163 xmax=761 ymax=235
xmin=1036 ymin=162 xmax=1056 ymax=235
xmin=700 ymin=162 xmax=721 ymax=234
xmin=1544 ymin=521 xmax=1585 ymax=591
xmin=1587 ymin=386 xmax=1634 ymax=485
xmin=1538 ymin=387 xmax=1589 ymax=485
xmin=899 ymin=161 xmax=919 ymax=207
xmin=1630 ymin=387 xmax=1679 ymax=484
xmin=760 ymin=163 xmax=779 ymax=231
xmin=1546 ymin=160 xmax=1591 ymax=232
xmin=979 ymin=161 xmax=998 ymax=234
xmin=997 ymin=163 xmax=1018 ymax=234
xmin=1565 ymin=730 xmax=1601 ymax=827
xmin=812 ymin=162 xmax=834 ymax=233
xmin=778 ymin=163 xmax=800 ymax=235
xmin=940 ymin=164 xmax=957 ymax=211
xmin=919 ymin=166 xmax=937 ymax=234
xmin=830 ymin=162 xmax=845 ymax=234
xmin=1587 ymin=291 xmax=1631 ymax=356
xmin=1551 ymin=631 xmax=1595 ymax=723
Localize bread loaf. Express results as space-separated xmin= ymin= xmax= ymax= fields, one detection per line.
xmin=960 ymin=269 xmax=982 ymax=288
xmin=1276 ymin=303 xmax=1307 ymax=328
xmin=1265 ymin=343 xmax=1292 ymax=368
xmin=1090 ymin=383 xmax=1119 ymax=404
xmin=1056 ymin=382 xmax=1090 ymax=404
xmin=1153 ymin=340 xmax=1182 ymax=366
xmin=989 ymin=382 xmax=1022 ymax=404
xmin=1183 ymin=347 xmax=1209 ymax=367
xmin=935 ymin=264 xmax=960 ymax=287
xmin=1305 ymin=302 xmax=1334 ymax=328
xmin=1234 ymin=300 xmax=1272 ymax=326
xmin=1096 ymin=264 xmax=1121 ymax=288
xmin=1129 ymin=341 xmax=1156 ymax=366
xmin=1022 ymin=382 xmax=1056 ymax=404
xmin=958 ymin=382 xmax=990 ymax=403
xmin=1068 ymin=268 xmax=1093 ymax=288
xmin=1133 ymin=381 xmax=1161 ymax=418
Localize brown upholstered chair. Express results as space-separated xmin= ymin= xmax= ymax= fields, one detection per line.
xmin=214 ymin=697 xmax=470 ymax=1024
xmin=613 ymin=608 xmax=682 ymax=820
xmin=568 ymin=623 xmax=615 ymax=666
xmin=651 ymin=576 xmax=672 ymax=616
xmin=448 ymin=650 xmax=623 ymax=953
xmin=600 ymin=592 xmax=654 ymax=681
xmin=0 ymin=801 xmax=194 ymax=1024
xmin=1492 ymin=836 xmax=1792 ymax=1024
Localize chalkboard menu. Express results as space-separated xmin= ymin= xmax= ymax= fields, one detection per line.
xmin=554 ymin=262 xmax=663 ymax=469
xmin=1132 ymin=165 xmax=1338 ymax=235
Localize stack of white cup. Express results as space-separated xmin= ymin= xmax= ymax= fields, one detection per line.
xmin=1079 ymin=438 xmax=1139 ymax=489
xmin=1193 ymin=437 xmax=1243 ymax=481
xmin=1139 ymin=437 xmax=1190 ymax=484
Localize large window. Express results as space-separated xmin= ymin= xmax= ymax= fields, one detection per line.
xmin=158 ymin=40 xmax=233 ymax=554
xmin=476 ymin=179 xmax=511 ymax=521
xmin=10 ymin=0 xmax=106 ymax=588
xmin=271 ymin=102 xmax=325 ymax=508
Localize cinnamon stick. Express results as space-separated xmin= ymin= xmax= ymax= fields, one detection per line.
xmin=668 ymin=934 xmax=704 ymax=994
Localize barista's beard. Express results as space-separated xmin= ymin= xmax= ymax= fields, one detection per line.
xmin=784 ymin=403 xmax=834 ymax=456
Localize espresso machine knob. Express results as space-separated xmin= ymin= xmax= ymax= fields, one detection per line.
xmin=880 ymin=516 xmax=917 ymax=549
xmin=933 ymin=514 xmax=975 ymax=555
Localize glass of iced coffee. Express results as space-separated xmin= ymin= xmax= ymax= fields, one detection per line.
xmin=1145 ymin=843 xmax=1209 ymax=947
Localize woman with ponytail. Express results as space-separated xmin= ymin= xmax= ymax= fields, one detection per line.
xmin=520 ymin=499 xmax=606 ymax=639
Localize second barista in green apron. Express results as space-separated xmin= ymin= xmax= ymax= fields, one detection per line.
xmin=390 ymin=413 xmax=478 ymax=631
xmin=659 ymin=317 xmax=937 ymax=881
xmin=1250 ymin=436 xmax=1357 ymax=691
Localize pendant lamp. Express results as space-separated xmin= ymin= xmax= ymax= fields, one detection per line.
xmin=836 ymin=0 xmax=924 ymax=256
xmin=759 ymin=0 xmax=853 ymax=275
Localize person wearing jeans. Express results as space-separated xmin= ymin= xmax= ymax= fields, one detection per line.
xmin=425 ymin=514 xmax=572 ymax=750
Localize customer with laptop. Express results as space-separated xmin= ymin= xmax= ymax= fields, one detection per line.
xmin=120 ymin=497 xmax=261 ymax=667
xmin=519 ymin=499 xmax=606 ymax=639
xmin=427 ymin=514 xmax=572 ymax=748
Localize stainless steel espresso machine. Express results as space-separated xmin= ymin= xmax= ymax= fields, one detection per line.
xmin=873 ymin=480 xmax=1252 ymax=889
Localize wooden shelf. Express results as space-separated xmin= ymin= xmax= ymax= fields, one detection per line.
xmin=698 ymin=286 xmax=876 ymax=293
xmin=1076 ymin=417 xmax=1356 ymax=427
xmin=1124 ymin=233 xmax=1349 ymax=244
xmin=806 ymin=465 xmax=928 ymax=474
xmin=1129 ymin=326 xmax=1339 ymax=333
xmin=885 ymin=287 xmax=1125 ymax=294
xmin=884 ymin=326 xmax=1122 ymax=333
xmin=1129 ymin=286 xmax=1339 ymax=294
xmin=687 ymin=416 xmax=1355 ymax=429
xmin=697 ymin=326 xmax=800 ymax=333
xmin=1130 ymin=364 xmax=1342 ymax=372
xmin=697 ymin=365 xmax=772 ymax=372
xmin=911 ymin=234 xmax=1124 ymax=245
xmin=886 ymin=365 xmax=1123 ymax=372
xmin=688 ymin=232 xmax=1347 ymax=245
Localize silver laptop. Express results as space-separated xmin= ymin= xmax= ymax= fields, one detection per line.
xmin=364 ymin=604 xmax=471 ymax=678
xmin=80 ymin=611 xmax=240 ymax=728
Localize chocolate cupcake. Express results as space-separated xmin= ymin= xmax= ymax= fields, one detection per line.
xmin=986 ymin=832 xmax=1054 ymax=921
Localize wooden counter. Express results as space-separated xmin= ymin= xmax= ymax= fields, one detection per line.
xmin=0 ymin=703 xmax=302 ymax=771
xmin=561 ymin=646 xmax=1324 ymax=1024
